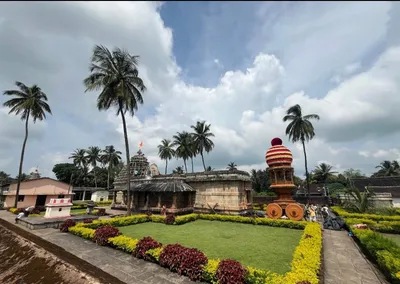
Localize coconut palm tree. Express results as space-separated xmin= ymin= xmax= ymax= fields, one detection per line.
xmin=173 ymin=166 xmax=184 ymax=174
xmin=227 ymin=162 xmax=237 ymax=170
xmin=69 ymin=149 xmax=88 ymax=169
xmin=3 ymin=81 xmax=52 ymax=208
xmin=173 ymin=132 xmax=192 ymax=173
xmin=188 ymin=134 xmax=197 ymax=173
xmin=83 ymin=45 xmax=146 ymax=215
xmin=157 ymin=139 xmax=175 ymax=174
xmin=86 ymin=146 xmax=102 ymax=188
xmin=101 ymin=145 xmax=122 ymax=190
xmin=283 ymin=104 xmax=319 ymax=202
xmin=373 ymin=160 xmax=400 ymax=177
xmin=313 ymin=163 xmax=337 ymax=184
xmin=191 ymin=121 xmax=215 ymax=171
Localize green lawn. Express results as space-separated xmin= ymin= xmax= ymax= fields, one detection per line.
xmin=38 ymin=208 xmax=87 ymax=216
xmin=119 ymin=220 xmax=302 ymax=274
xmin=383 ymin=233 xmax=400 ymax=246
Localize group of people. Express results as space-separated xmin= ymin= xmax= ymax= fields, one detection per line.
xmin=304 ymin=203 xmax=329 ymax=222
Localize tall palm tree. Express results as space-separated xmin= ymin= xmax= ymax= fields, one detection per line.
xmin=157 ymin=139 xmax=175 ymax=174
xmin=101 ymin=145 xmax=122 ymax=190
xmin=283 ymin=104 xmax=320 ymax=202
xmin=188 ymin=134 xmax=197 ymax=173
xmin=83 ymin=45 xmax=146 ymax=215
xmin=86 ymin=146 xmax=102 ymax=188
xmin=313 ymin=163 xmax=337 ymax=184
xmin=173 ymin=132 xmax=192 ymax=173
xmin=3 ymin=81 xmax=52 ymax=208
xmin=227 ymin=162 xmax=237 ymax=170
xmin=69 ymin=149 xmax=88 ymax=169
xmin=191 ymin=121 xmax=215 ymax=171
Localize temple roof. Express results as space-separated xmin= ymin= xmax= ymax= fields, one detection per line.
xmin=350 ymin=177 xmax=400 ymax=198
xmin=133 ymin=181 xmax=195 ymax=192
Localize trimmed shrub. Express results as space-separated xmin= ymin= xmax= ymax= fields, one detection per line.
xmin=9 ymin=208 xmax=24 ymax=214
xmin=133 ymin=237 xmax=163 ymax=260
xmin=216 ymin=259 xmax=248 ymax=284
xmin=159 ymin=244 xmax=208 ymax=281
xmin=69 ymin=226 xmax=95 ymax=240
xmin=332 ymin=206 xmax=400 ymax=221
xmin=150 ymin=215 xmax=165 ymax=223
xmin=108 ymin=235 xmax=139 ymax=253
xmin=83 ymin=219 xmax=93 ymax=224
xmin=60 ymin=219 xmax=76 ymax=232
xmin=93 ymin=225 xmax=121 ymax=246
xmin=175 ymin=213 xmax=198 ymax=225
xmin=96 ymin=208 xmax=106 ymax=216
xmin=80 ymin=214 xmax=149 ymax=229
xmin=202 ymin=259 xmax=219 ymax=284
xmin=146 ymin=247 xmax=164 ymax=262
xmin=165 ymin=214 xmax=176 ymax=225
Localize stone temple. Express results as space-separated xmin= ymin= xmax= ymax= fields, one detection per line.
xmin=111 ymin=150 xmax=253 ymax=214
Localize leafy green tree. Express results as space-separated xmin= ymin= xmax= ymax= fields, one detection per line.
xmin=101 ymin=145 xmax=122 ymax=190
xmin=0 ymin=171 xmax=11 ymax=185
xmin=83 ymin=45 xmax=146 ymax=215
xmin=191 ymin=121 xmax=215 ymax=171
xmin=52 ymin=163 xmax=80 ymax=184
xmin=283 ymin=104 xmax=319 ymax=202
xmin=205 ymin=166 xmax=215 ymax=171
xmin=250 ymin=169 xmax=271 ymax=193
xmin=342 ymin=168 xmax=365 ymax=180
xmin=3 ymin=81 xmax=52 ymax=207
xmin=173 ymin=132 xmax=192 ymax=173
xmin=173 ymin=166 xmax=184 ymax=174
xmin=157 ymin=139 xmax=175 ymax=174
xmin=227 ymin=162 xmax=237 ymax=170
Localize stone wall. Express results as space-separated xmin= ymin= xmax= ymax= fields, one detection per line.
xmin=337 ymin=193 xmax=394 ymax=208
xmin=189 ymin=179 xmax=252 ymax=214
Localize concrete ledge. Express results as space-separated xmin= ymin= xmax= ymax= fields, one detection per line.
xmin=17 ymin=214 xmax=99 ymax=230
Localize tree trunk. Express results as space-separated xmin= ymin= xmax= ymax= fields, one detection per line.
xmin=120 ymin=105 xmax=132 ymax=215
xmin=191 ymin=157 xmax=194 ymax=173
xmin=14 ymin=111 xmax=30 ymax=208
xmin=165 ymin=159 xmax=168 ymax=175
xmin=93 ymin=166 xmax=97 ymax=189
xmin=107 ymin=163 xmax=111 ymax=191
xmin=301 ymin=138 xmax=311 ymax=203
xmin=183 ymin=159 xmax=188 ymax=173
xmin=200 ymin=151 xmax=206 ymax=171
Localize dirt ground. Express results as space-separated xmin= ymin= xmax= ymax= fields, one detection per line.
xmin=0 ymin=219 xmax=125 ymax=284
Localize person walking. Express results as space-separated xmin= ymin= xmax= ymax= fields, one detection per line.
xmin=309 ymin=204 xmax=317 ymax=222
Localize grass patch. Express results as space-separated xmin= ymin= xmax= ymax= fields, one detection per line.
xmin=38 ymin=209 xmax=87 ymax=216
xmin=119 ymin=219 xmax=302 ymax=274
xmin=382 ymin=233 xmax=400 ymax=246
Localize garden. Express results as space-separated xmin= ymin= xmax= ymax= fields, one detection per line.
xmin=61 ymin=213 xmax=322 ymax=284
xmin=332 ymin=206 xmax=400 ymax=283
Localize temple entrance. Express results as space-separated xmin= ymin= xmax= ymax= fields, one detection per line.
xmin=36 ymin=195 xmax=47 ymax=206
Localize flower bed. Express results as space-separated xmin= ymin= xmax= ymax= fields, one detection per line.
xmin=68 ymin=213 xmax=321 ymax=284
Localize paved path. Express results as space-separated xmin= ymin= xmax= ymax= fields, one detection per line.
xmin=0 ymin=211 xmax=195 ymax=284
xmin=323 ymin=229 xmax=388 ymax=284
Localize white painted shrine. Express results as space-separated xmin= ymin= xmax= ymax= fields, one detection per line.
xmin=44 ymin=198 xmax=73 ymax=218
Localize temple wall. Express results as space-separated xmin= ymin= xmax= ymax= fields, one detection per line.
xmin=190 ymin=180 xmax=252 ymax=214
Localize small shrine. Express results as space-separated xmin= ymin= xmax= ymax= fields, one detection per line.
xmin=44 ymin=198 xmax=73 ymax=218
xmin=265 ymin=137 xmax=304 ymax=221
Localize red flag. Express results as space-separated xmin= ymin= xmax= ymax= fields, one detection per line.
xmin=139 ymin=141 xmax=143 ymax=148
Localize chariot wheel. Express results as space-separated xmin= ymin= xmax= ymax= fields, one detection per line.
xmin=286 ymin=203 xmax=304 ymax=221
xmin=266 ymin=203 xmax=283 ymax=219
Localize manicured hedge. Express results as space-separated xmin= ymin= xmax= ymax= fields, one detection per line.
xmin=332 ymin=206 xmax=400 ymax=222
xmin=345 ymin=218 xmax=400 ymax=234
xmin=68 ymin=216 xmax=322 ymax=284
xmin=349 ymin=228 xmax=400 ymax=283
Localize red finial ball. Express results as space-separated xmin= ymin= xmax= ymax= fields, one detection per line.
xmin=271 ymin=137 xmax=283 ymax=146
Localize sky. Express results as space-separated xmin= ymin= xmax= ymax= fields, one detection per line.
xmin=0 ymin=1 xmax=400 ymax=179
